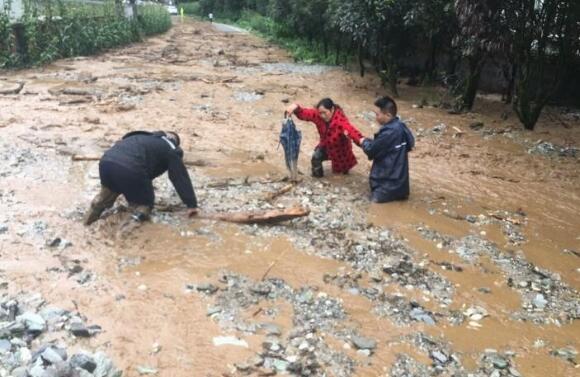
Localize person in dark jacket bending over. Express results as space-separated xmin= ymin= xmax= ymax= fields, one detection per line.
xmin=83 ymin=130 xmax=198 ymax=225
xmin=359 ymin=96 xmax=415 ymax=203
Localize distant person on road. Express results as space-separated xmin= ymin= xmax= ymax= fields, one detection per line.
xmin=83 ymin=131 xmax=198 ymax=226
xmin=209 ymin=12 xmax=214 ymax=23
xmin=286 ymin=98 xmax=363 ymax=177
xmin=358 ymin=96 xmax=415 ymax=202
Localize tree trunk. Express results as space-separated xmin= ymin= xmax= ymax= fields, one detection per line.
xmin=461 ymin=55 xmax=483 ymax=110
xmin=334 ymin=37 xmax=341 ymax=66
xmin=358 ymin=45 xmax=365 ymax=77
xmin=513 ymin=65 xmax=546 ymax=131
xmin=389 ymin=67 xmax=399 ymax=98
xmin=377 ymin=57 xmax=399 ymax=98
xmin=505 ymin=63 xmax=517 ymax=104
xmin=422 ymin=37 xmax=438 ymax=84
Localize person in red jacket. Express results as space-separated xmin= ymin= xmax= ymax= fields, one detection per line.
xmin=286 ymin=98 xmax=363 ymax=177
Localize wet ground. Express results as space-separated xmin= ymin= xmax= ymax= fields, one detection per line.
xmin=1 ymin=18 xmax=579 ymax=377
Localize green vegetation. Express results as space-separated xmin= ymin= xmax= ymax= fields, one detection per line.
xmin=0 ymin=1 xmax=171 ymax=68
xmin=186 ymin=0 xmax=580 ymax=130
xmin=179 ymin=2 xmax=201 ymax=17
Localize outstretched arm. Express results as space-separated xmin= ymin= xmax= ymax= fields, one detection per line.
xmin=287 ymin=103 xmax=321 ymax=123
xmin=342 ymin=119 xmax=363 ymax=145
xmin=167 ymin=151 xmax=198 ymax=209
xmin=361 ymin=129 xmax=394 ymax=160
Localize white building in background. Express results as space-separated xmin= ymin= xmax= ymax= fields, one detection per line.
xmin=0 ymin=0 xmax=25 ymax=21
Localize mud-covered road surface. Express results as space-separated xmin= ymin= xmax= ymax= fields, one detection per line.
xmin=1 ymin=18 xmax=579 ymax=377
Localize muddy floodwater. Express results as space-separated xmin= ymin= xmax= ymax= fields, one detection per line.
xmin=1 ymin=19 xmax=579 ymax=377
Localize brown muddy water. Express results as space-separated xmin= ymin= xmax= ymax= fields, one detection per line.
xmin=1 ymin=18 xmax=579 ymax=377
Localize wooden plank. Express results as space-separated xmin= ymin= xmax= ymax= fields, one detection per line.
xmin=196 ymin=206 xmax=309 ymax=224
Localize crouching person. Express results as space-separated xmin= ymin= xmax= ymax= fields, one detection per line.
xmin=83 ymin=130 xmax=198 ymax=225
xmin=360 ymin=96 xmax=415 ymax=203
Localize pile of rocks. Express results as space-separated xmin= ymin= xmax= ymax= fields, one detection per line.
xmin=528 ymin=141 xmax=578 ymax=158
xmin=0 ymin=291 xmax=120 ymax=377
xmin=418 ymin=228 xmax=580 ymax=324
xmin=191 ymin=271 xmax=362 ymax=376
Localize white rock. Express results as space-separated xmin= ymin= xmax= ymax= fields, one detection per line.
xmin=212 ymin=336 xmax=248 ymax=348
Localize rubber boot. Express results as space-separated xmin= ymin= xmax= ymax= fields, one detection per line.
xmin=311 ymin=148 xmax=326 ymax=178
xmin=117 ymin=204 xmax=152 ymax=238
xmin=83 ymin=186 xmax=120 ymax=226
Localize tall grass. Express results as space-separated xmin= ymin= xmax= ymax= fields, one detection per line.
xmin=0 ymin=1 xmax=172 ymax=68
xmin=235 ymin=11 xmax=340 ymax=65
xmin=179 ymin=2 xmax=201 ymax=17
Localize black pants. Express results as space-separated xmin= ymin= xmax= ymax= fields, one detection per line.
xmin=99 ymin=161 xmax=155 ymax=207
xmin=311 ymin=147 xmax=328 ymax=177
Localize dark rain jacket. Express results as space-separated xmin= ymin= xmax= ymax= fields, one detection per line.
xmin=362 ymin=117 xmax=415 ymax=203
xmin=101 ymin=131 xmax=198 ymax=208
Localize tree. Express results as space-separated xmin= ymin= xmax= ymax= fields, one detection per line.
xmin=453 ymin=0 xmax=503 ymax=111
xmin=506 ymin=0 xmax=580 ymax=130
xmin=334 ymin=0 xmax=415 ymax=97
xmin=409 ymin=0 xmax=456 ymax=84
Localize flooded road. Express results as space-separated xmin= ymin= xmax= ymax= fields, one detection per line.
xmin=1 ymin=18 xmax=579 ymax=377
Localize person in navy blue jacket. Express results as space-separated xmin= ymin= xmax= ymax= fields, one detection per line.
xmin=359 ymin=96 xmax=415 ymax=203
xmin=83 ymin=131 xmax=198 ymax=225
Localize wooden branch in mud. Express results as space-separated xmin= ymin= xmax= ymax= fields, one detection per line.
xmin=0 ymin=82 xmax=24 ymax=95
xmin=197 ymin=206 xmax=309 ymax=225
xmin=71 ymin=155 xmax=212 ymax=167
xmin=264 ymin=183 xmax=295 ymax=202
xmin=206 ymin=176 xmax=287 ymax=189
xmin=200 ymin=76 xmax=239 ymax=85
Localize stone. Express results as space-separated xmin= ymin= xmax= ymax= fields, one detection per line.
xmin=28 ymin=363 xmax=45 ymax=377
xmin=19 ymin=346 xmax=32 ymax=364
xmin=10 ymin=367 xmax=28 ymax=377
xmin=532 ymin=294 xmax=548 ymax=309
xmin=39 ymin=307 xmax=68 ymax=323
xmin=18 ymin=312 xmax=46 ymax=334
xmin=551 ymin=346 xmax=577 ymax=359
xmin=70 ymin=353 xmax=97 ymax=373
xmin=431 ymin=350 xmax=449 ymax=364
xmin=0 ymin=224 xmax=7 ymax=234
xmin=357 ymin=349 xmax=371 ymax=357
xmin=6 ymin=321 xmax=26 ymax=337
xmin=93 ymin=352 xmax=122 ymax=377
xmin=250 ymin=355 xmax=265 ymax=367
xmin=272 ymin=359 xmax=289 ymax=372
xmin=136 ymin=366 xmax=158 ymax=375
xmin=196 ymin=284 xmax=218 ymax=295
xmin=351 ymin=335 xmax=377 ymax=350
xmin=409 ymin=308 xmax=436 ymax=325
xmin=465 ymin=215 xmax=478 ymax=223
xmin=261 ymin=323 xmax=282 ymax=336
xmin=490 ymin=355 xmax=509 ymax=369
xmin=151 ymin=343 xmax=162 ymax=355
xmin=52 ymin=362 xmax=73 ymax=376
xmin=69 ymin=322 xmax=90 ymax=337
xmin=40 ymin=347 xmax=66 ymax=365
xmin=75 ymin=271 xmax=92 ymax=285
xmin=212 ymin=336 xmax=248 ymax=348
xmin=206 ymin=307 xmax=222 ymax=316
xmin=0 ymin=339 xmax=11 ymax=353
xmin=250 ymin=283 xmax=271 ymax=296
xmin=234 ymin=362 xmax=252 ymax=372
xmin=469 ymin=122 xmax=485 ymax=130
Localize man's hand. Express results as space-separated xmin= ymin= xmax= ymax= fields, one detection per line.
xmin=187 ymin=208 xmax=199 ymax=218
xmin=286 ymin=103 xmax=299 ymax=116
